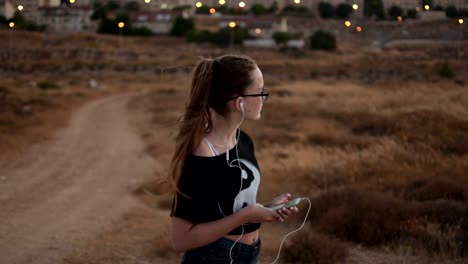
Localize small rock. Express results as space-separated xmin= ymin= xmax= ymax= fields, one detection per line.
xmin=21 ymin=105 xmax=32 ymax=115
xmin=88 ymin=79 xmax=101 ymax=90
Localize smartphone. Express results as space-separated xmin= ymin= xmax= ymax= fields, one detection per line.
xmin=267 ymin=197 xmax=303 ymax=211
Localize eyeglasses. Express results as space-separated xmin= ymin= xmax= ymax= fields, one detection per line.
xmin=228 ymin=88 xmax=269 ymax=102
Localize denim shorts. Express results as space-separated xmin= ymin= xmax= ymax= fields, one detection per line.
xmin=181 ymin=237 xmax=261 ymax=264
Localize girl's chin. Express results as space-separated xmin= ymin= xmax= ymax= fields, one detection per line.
xmin=252 ymin=113 xmax=262 ymax=120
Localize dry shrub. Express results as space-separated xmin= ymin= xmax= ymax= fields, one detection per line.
xmin=417 ymin=199 xmax=468 ymax=231
xmin=305 ymin=187 xmax=468 ymax=258
xmin=281 ymin=227 xmax=348 ymax=264
xmin=250 ymin=100 xmax=312 ymax=148
xmin=253 ymin=125 xmax=302 ymax=148
xmin=133 ymin=180 xmax=174 ymax=210
xmin=258 ymin=167 xmax=324 ymax=200
xmin=334 ymin=110 xmax=468 ymax=156
xmin=306 ymin=133 xmax=371 ymax=150
xmin=275 ymin=165 xmax=350 ymax=194
xmin=398 ymin=220 xmax=467 ymax=259
xmin=133 ymin=180 xmax=171 ymax=196
xmin=404 ymin=178 xmax=467 ymax=202
xmin=308 ymin=188 xmax=412 ymax=245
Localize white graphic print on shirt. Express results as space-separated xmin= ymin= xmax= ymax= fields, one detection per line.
xmin=232 ymin=158 xmax=261 ymax=213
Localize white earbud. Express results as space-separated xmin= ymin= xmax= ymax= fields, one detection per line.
xmin=240 ymin=101 xmax=244 ymax=112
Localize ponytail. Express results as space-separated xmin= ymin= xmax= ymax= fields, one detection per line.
xmin=168 ymin=54 xmax=257 ymax=193
xmin=169 ymin=59 xmax=214 ymax=192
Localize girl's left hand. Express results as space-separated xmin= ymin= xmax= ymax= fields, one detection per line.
xmin=276 ymin=206 xmax=299 ymax=222
xmin=264 ymin=193 xmax=291 ymax=207
xmin=264 ymin=193 xmax=300 ymax=222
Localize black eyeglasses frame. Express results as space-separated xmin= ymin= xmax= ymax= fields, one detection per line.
xmin=227 ymin=88 xmax=269 ymax=102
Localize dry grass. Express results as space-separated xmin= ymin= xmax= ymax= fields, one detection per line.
xmin=281 ymin=227 xmax=349 ymax=264
xmin=130 ymin=77 xmax=468 ymax=263
xmin=2 ymin=31 xmax=468 ymax=263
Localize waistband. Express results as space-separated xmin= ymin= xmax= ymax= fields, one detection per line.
xmin=215 ymin=237 xmax=261 ymax=256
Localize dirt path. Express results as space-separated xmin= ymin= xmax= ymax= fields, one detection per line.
xmin=0 ymin=94 xmax=158 ymax=264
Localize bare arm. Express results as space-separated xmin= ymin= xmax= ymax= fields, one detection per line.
xmin=171 ymin=204 xmax=280 ymax=253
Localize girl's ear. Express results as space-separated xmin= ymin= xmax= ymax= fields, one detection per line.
xmin=236 ymin=98 xmax=244 ymax=112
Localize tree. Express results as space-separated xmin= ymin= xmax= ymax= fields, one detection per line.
xmin=268 ymin=2 xmax=278 ymax=13
xmin=318 ymin=2 xmax=335 ymax=18
xmin=123 ymin=1 xmax=139 ymax=11
xmin=170 ymin=16 xmax=194 ymax=37
xmin=195 ymin=5 xmax=211 ymax=14
xmin=91 ymin=5 xmax=108 ymax=21
xmin=187 ymin=30 xmax=214 ymax=43
xmin=173 ymin=5 xmax=192 ymax=11
xmin=97 ymin=18 xmax=117 ymax=34
xmin=216 ymin=26 xmax=251 ymax=45
xmin=9 ymin=11 xmax=27 ymax=28
xmin=446 ymin=6 xmax=458 ymax=18
xmin=106 ymin=0 xmax=120 ymax=11
xmin=281 ymin=4 xmax=309 ymax=16
xmin=309 ymin=30 xmax=336 ymax=50
xmin=336 ymin=3 xmax=353 ymax=19
xmin=407 ymin=9 xmax=418 ymax=19
xmin=251 ymin=4 xmax=268 ymax=15
xmin=388 ymin=5 xmax=403 ymax=20
xmin=364 ymin=0 xmax=385 ymax=19
xmin=272 ymin=32 xmax=292 ymax=46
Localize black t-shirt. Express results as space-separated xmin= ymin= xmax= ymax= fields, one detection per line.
xmin=170 ymin=130 xmax=261 ymax=235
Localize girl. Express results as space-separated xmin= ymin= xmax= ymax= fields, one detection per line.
xmin=170 ymin=54 xmax=299 ymax=263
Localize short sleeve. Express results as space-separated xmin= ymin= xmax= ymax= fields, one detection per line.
xmin=170 ymin=171 xmax=196 ymax=219
xmin=170 ymin=190 xmax=194 ymax=219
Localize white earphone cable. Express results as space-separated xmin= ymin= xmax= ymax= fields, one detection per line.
xmin=225 ymin=107 xmax=245 ymax=264
xmin=270 ymin=197 xmax=311 ymax=264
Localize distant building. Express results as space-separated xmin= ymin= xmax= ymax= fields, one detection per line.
xmin=38 ymin=4 xmax=92 ymax=31
xmin=195 ymin=14 xmax=287 ymax=38
xmin=38 ymin=0 xmax=60 ymax=7
xmin=5 ymin=0 xmax=40 ymax=19
xmin=221 ymin=15 xmax=287 ymax=37
xmin=110 ymin=0 xmax=193 ymax=12
xmin=129 ymin=9 xmax=185 ymax=34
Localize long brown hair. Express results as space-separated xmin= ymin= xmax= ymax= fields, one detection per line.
xmin=169 ymin=54 xmax=257 ymax=192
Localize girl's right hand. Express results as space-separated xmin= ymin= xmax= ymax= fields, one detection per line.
xmin=244 ymin=203 xmax=283 ymax=223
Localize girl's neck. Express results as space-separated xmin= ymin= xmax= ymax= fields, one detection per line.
xmin=207 ymin=110 xmax=241 ymax=148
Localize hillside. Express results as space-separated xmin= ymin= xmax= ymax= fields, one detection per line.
xmin=0 ymin=25 xmax=467 ymax=264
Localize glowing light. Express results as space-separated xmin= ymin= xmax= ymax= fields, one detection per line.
xmin=238 ymin=1 xmax=245 ymax=8
xmin=9 ymin=22 xmax=15 ymax=28
xmin=229 ymin=21 xmax=236 ymax=28
xmin=352 ymin=4 xmax=358 ymax=10
xmin=345 ymin=20 xmax=351 ymax=27
xmin=118 ymin=22 xmax=125 ymax=28
xmin=161 ymin=3 xmax=167 ymax=8
xmin=459 ymin=18 xmax=464 ymax=25
xmin=255 ymin=28 xmax=262 ymax=34
xmin=144 ymin=0 xmax=151 ymax=3
xmin=219 ymin=0 xmax=225 ymax=5
xmin=17 ymin=5 xmax=23 ymax=11
xmin=209 ymin=8 xmax=216 ymax=14
xmin=195 ymin=2 xmax=202 ymax=8
xmin=69 ymin=0 xmax=75 ymax=3
xmin=294 ymin=0 xmax=301 ymax=4
xmin=356 ymin=26 xmax=362 ymax=32
xmin=397 ymin=16 xmax=402 ymax=21
xmin=424 ymin=5 xmax=430 ymax=10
